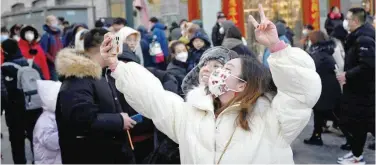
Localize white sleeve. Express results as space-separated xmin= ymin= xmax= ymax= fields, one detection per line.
xmin=267 ymin=46 xmax=321 ymax=145
xmin=111 ymin=62 xmax=186 ymax=143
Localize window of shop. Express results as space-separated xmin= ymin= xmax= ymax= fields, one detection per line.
xmin=243 ymin=0 xmax=302 ymax=55
xmin=110 ymin=0 xmax=126 ymax=18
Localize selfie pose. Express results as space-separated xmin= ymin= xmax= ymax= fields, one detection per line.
xmin=103 ymin=5 xmax=321 ymax=164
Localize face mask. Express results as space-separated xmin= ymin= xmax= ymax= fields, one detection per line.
xmin=0 ymin=35 xmax=8 ymax=42
xmin=302 ymin=29 xmax=309 ymax=36
xmin=175 ymin=52 xmax=188 ymax=62
xmin=13 ymin=35 xmax=20 ymax=41
xmin=25 ymin=31 xmax=35 ymax=42
xmin=219 ymin=27 xmax=225 ymax=34
xmin=343 ymin=20 xmax=350 ymax=32
xmin=208 ymin=68 xmax=246 ymax=98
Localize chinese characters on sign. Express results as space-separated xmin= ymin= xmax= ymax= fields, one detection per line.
xmin=222 ymin=0 xmax=245 ymax=35
xmin=311 ymin=0 xmax=320 ymax=30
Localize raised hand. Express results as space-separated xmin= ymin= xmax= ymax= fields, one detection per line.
xmin=248 ymin=4 xmax=280 ymax=48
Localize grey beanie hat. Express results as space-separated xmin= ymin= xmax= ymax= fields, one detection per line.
xmin=181 ymin=46 xmax=238 ymax=94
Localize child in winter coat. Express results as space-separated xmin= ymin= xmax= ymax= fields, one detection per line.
xmin=33 ymin=80 xmax=61 ymax=164
xmin=166 ymin=40 xmax=189 ymax=96
xmin=187 ymin=30 xmax=211 ymax=71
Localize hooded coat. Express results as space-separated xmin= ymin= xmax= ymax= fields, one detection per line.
xmin=151 ymin=23 xmax=169 ymax=57
xmin=54 ymin=49 xmax=135 ymax=164
xmin=342 ymin=23 xmax=375 ymax=122
xmin=119 ymin=26 xmax=144 ymax=65
xmin=309 ymin=40 xmax=342 ymax=111
xmin=110 ymin=46 xmax=321 ymax=164
xmin=40 ymin=25 xmax=63 ymax=64
xmin=33 ymin=80 xmax=62 ymax=164
xmin=137 ymin=26 xmax=155 ymax=67
xmin=187 ymin=31 xmax=211 ymax=71
xmin=18 ymin=26 xmax=50 ymax=80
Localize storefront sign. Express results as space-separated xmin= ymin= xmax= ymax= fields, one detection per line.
xmin=222 ymin=0 xmax=245 ymax=35
xmin=303 ymin=0 xmax=320 ymax=30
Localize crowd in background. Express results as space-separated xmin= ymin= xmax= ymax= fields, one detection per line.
xmin=0 ymin=3 xmax=375 ymax=164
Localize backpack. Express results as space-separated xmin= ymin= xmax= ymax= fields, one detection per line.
xmin=2 ymin=59 xmax=42 ymax=110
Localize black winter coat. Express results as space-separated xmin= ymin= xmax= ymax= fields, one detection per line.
xmin=166 ymin=60 xmax=188 ymax=96
xmin=212 ymin=22 xmax=224 ymax=46
xmin=309 ymin=41 xmax=342 ymax=111
xmin=342 ymin=23 xmax=375 ymax=121
xmin=55 ymin=50 xmax=135 ymax=164
xmin=1 ymin=53 xmax=44 ymax=127
xmin=325 ymin=13 xmax=344 ymax=36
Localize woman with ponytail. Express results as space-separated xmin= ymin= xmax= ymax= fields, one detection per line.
xmin=102 ymin=5 xmax=321 ymax=164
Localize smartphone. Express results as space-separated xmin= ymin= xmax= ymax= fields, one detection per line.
xmin=111 ymin=32 xmax=123 ymax=55
xmin=131 ymin=114 xmax=143 ymax=123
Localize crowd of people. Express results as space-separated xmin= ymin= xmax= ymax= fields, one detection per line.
xmin=0 ymin=3 xmax=374 ymax=164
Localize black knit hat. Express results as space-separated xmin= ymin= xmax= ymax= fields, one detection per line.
xmin=1 ymin=39 xmax=20 ymax=59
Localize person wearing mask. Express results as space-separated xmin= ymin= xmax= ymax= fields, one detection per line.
xmin=33 ymin=80 xmax=62 ymax=164
xmin=40 ymin=15 xmax=63 ymax=81
xmin=18 ymin=25 xmax=51 ymax=80
xmin=9 ymin=24 xmax=23 ymax=41
xmin=101 ymin=5 xmax=321 ymax=163
xmin=112 ymin=17 xmax=127 ymax=33
xmin=337 ymin=8 xmax=375 ymax=164
xmin=277 ymin=19 xmax=295 ymax=46
xmin=1 ymin=39 xmax=44 ymax=164
xmin=119 ymin=26 xmax=144 ymax=65
xmin=166 ymin=41 xmax=189 ymax=96
xmin=222 ymin=26 xmax=256 ymax=57
xmin=325 ymin=6 xmax=344 ymax=36
xmin=300 ymin=24 xmax=314 ymax=52
xmin=187 ymin=30 xmax=211 ymax=71
xmin=55 ymin=28 xmax=136 ymax=164
xmin=212 ymin=12 xmax=227 ymax=46
xmin=149 ymin=17 xmax=169 ymax=69
xmin=303 ymin=31 xmax=342 ymax=146
xmin=263 ymin=22 xmax=291 ymax=68
xmin=1 ymin=27 xmax=9 ymax=43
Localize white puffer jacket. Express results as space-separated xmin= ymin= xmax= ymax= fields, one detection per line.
xmin=112 ymin=46 xmax=321 ymax=164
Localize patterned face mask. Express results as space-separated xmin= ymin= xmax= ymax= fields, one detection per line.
xmin=208 ymin=68 xmax=246 ymax=98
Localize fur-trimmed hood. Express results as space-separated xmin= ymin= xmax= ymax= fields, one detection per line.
xmin=55 ymin=48 xmax=102 ymax=79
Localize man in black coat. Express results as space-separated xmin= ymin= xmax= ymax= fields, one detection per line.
xmin=337 ymin=8 xmax=375 ymax=164
xmin=55 ymin=29 xmax=136 ymax=164
xmin=211 ymin=12 xmax=227 ymax=46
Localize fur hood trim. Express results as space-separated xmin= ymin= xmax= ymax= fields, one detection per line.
xmin=55 ymin=48 xmax=102 ymax=79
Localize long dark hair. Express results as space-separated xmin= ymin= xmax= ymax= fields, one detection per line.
xmin=214 ymin=56 xmax=271 ymax=130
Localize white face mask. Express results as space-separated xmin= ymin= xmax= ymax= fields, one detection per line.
xmin=175 ymin=52 xmax=188 ymax=62
xmin=219 ymin=27 xmax=225 ymax=34
xmin=343 ymin=20 xmax=350 ymax=32
xmin=25 ymin=31 xmax=35 ymax=42
xmin=302 ymin=29 xmax=309 ymax=36
xmin=208 ymin=68 xmax=246 ymax=98
xmin=13 ymin=35 xmax=20 ymax=41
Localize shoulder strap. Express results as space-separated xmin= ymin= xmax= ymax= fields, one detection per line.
xmin=2 ymin=62 xmax=22 ymax=70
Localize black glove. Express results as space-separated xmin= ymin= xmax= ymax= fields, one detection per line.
xmin=29 ymin=49 xmax=38 ymax=55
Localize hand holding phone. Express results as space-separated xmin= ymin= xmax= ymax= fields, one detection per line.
xmin=110 ymin=32 xmax=123 ymax=55
xmin=130 ymin=114 xmax=143 ymax=123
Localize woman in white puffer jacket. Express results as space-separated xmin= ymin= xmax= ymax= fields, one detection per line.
xmin=33 ymin=80 xmax=61 ymax=164
xmin=102 ymin=6 xmax=322 ymax=164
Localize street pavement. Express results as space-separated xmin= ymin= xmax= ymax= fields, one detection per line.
xmin=1 ymin=114 xmax=375 ymax=164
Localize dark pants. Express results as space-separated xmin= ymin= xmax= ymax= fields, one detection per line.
xmin=6 ymin=108 xmax=42 ymax=164
xmin=313 ymin=109 xmax=334 ymax=135
xmin=133 ymin=138 xmax=154 ymax=163
xmin=343 ymin=119 xmax=375 ymax=157
xmin=47 ymin=62 xmax=58 ymax=81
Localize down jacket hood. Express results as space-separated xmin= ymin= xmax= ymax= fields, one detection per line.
xmin=188 ymin=31 xmax=211 ymax=48
xmin=55 ymin=48 xmax=102 ymax=79
xmin=119 ymin=26 xmax=141 ymax=52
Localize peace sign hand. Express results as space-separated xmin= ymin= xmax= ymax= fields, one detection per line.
xmin=248 ymin=4 xmax=280 ymax=48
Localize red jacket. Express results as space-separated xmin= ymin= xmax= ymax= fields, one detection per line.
xmin=18 ymin=39 xmax=51 ymax=80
